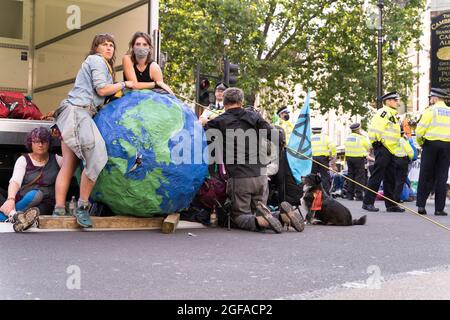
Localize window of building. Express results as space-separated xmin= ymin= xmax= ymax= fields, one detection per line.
xmin=0 ymin=0 xmax=24 ymax=40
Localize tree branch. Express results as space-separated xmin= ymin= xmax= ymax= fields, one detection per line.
xmin=264 ymin=16 xmax=292 ymax=61
xmin=257 ymin=0 xmax=277 ymax=60
xmin=265 ymin=0 xmax=339 ymax=62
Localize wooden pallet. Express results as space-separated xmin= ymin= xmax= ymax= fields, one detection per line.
xmin=38 ymin=213 xmax=180 ymax=233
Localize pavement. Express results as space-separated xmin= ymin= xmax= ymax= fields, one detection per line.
xmin=1 ymin=199 xmax=449 ymax=300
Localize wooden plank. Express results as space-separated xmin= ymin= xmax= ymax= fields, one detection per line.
xmin=38 ymin=216 xmax=164 ymax=230
xmin=161 ymin=213 xmax=180 ymax=234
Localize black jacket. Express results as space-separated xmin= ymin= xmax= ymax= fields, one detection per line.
xmin=205 ymin=107 xmax=274 ymax=178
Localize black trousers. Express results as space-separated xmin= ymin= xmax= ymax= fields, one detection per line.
xmin=312 ymin=156 xmax=331 ymax=194
xmin=393 ymin=156 xmax=410 ymax=203
xmin=416 ymin=140 xmax=450 ymax=212
xmin=346 ymin=157 xmax=366 ymax=198
xmin=363 ymin=145 xmax=396 ymax=208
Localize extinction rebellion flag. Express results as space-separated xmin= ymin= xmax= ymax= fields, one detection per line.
xmin=286 ymin=90 xmax=312 ymax=184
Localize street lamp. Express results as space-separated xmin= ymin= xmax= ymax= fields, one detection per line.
xmin=376 ymin=0 xmax=384 ymax=109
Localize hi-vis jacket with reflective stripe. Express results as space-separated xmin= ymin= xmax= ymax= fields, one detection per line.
xmin=276 ymin=118 xmax=294 ymax=143
xmin=311 ymin=134 xmax=336 ymax=157
xmin=368 ymin=105 xmax=400 ymax=155
xmin=344 ymin=133 xmax=370 ymax=157
xmin=415 ymin=101 xmax=450 ymax=146
xmin=395 ymin=137 xmax=414 ymax=159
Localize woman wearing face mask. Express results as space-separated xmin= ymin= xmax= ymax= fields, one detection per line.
xmin=51 ymin=33 xmax=134 ymax=228
xmin=123 ymin=31 xmax=174 ymax=95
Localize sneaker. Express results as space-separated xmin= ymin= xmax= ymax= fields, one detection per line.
xmin=13 ymin=207 xmax=40 ymax=233
xmin=75 ymin=206 xmax=93 ymax=228
xmin=255 ymin=202 xmax=283 ymax=233
xmin=52 ymin=207 xmax=68 ymax=217
xmin=279 ymin=202 xmax=305 ymax=232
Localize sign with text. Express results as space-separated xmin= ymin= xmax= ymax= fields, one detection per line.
xmin=431 ymin=11 xmax=450 ymax=105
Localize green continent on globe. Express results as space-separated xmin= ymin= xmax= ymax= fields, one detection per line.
xmin=92 ymin=90 xmax=208 ymax=217
xmin=95 ymin=156 xmax=165 ymax=215
xmin=119 ymin=98 xmax=184 ymax=163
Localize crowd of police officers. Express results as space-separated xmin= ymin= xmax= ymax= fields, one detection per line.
xmin=304 ymin=88 xmax=450 ymax=216
xmin=201 ymin=84 xmax=450 ymax=217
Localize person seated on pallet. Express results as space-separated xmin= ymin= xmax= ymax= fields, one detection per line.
xmin=0 ymin=127 xmax=62 ymax=232
xmin=205 ymin=87 xmax=304 ymax=233
xmin=199 ymin=82 xmax=228 ymax=126
xmin=122 ymin=31 xmax=174 ymax=95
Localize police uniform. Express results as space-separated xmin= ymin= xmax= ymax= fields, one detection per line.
xmin=199 ymin=83 xmax=228 ymax=123
xmin=363 ymin=91 xmax=403 ymax=212
xmin=275 ymin=106 xmax=294 ymax=142
xmin=344 ymin=123 xmax=370 ymax=200
xmin=415 ymin=88 xmax=450 ymax=216
xmin=311 ymin=127 xmax=336 ymax=193
xmin=393 ymin=132 xmax=415 ymax=204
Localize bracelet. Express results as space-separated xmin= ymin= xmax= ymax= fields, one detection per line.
xmin=121 ymin=81 xmax=126 ymax=91
xmin=7 ymin=197 xmax=15 ymax=201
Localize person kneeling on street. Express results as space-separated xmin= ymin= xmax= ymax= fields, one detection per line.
xmin=205 ymin=87 xmax=304 ymax=233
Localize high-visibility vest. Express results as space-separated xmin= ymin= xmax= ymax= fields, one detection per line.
xmin=368 ymin=105 xmax=400 ymax=155
xmin=344 ymin=133 xmax=370 ymax=157
xmin=415 ymin=101 xmax=450 ymax=145
xmin=395 ymin=137 xmax=414 ymax=159
xmin=311 ymin=134 xmax=336 ymax=157
xmin=277 ymin=118 xmax=294 ymax=142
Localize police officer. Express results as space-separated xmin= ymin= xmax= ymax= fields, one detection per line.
xmin=276 ymin=106 xmax=294 ymax=142
xmin=199 ymin=82 xmax=228 ymax=126
xmin=362 ymin=91 xmax=405 ymax=212
xmin=344 ymin=123 xmax=370 ymax=201
xmin=311 ymin=127 xmax=336 ymax=194
xmin=415 ymin=88 xmax=450 ymax=216
xmin=393 ymin=126 xmax=415 ymax=204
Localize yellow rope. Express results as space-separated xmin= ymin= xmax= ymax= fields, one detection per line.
xmin=286 ymin=147 xmax=450 ymax=233
xmin=172 ymin=92 xmax=450 ymax=233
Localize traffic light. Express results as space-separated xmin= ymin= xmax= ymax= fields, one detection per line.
xmin=198 ymin=77 xmax=210 ymax=106
xmin=195 ymin=65 xmax=211 ymax=107
xmin=223 ymin=58 xmax=239 ymax=87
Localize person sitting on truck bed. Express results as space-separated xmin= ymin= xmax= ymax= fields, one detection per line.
xmin=122 ymin=31 xmax=174 ymax=95
xmin=51 ymin=33 xmax=135 ymax=228
xmin=0 ymin=127 xmax=62 ymax=232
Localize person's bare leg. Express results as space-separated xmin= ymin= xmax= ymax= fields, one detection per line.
xmin=79 ymin=170 xmax=96 ymax=203
xmin=54 ymin=141 xmax=79 ymax=208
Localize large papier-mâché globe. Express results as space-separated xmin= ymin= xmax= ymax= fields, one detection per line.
xmin=92 ymin=90 xmax=208 ymax=216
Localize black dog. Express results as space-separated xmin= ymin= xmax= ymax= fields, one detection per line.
xmin=300 ymin=173 xmax=366 ymax=226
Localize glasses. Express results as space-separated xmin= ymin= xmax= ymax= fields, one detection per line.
xmin=32 ymin=140 xmax=49 ymax=145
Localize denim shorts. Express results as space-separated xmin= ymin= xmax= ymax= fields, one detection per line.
xmin=55 ymin=101 xmax=108 ymax=181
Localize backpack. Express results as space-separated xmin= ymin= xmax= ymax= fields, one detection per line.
xmin=0 ymin=91 xmax=43 ymax=120
xmin=195 ymin=164 xmax=228 ymax=209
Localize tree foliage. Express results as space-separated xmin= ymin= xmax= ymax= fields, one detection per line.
xmin=160 ymin=0 xmax=426 ymax=116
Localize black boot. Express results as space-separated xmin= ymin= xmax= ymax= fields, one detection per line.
xmin=417 ymin=207 xmax=427 ymax=215
xmin=362 ymin=204 xmax=379 ymax=212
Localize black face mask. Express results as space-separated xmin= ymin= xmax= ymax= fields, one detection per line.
xmin=283 ymin=114 xmax=290 ymax=121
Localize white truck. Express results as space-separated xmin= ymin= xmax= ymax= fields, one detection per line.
xmin=0 ymin=0 xmax=160 ymax=191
